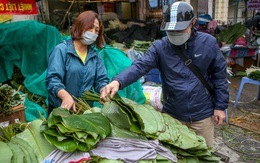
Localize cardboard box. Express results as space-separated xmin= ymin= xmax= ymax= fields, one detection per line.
xmin=0 ymin=105 xmax=26 ymax=127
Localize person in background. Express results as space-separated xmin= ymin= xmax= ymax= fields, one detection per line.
xmin=196 ymin=14 xmax=212 ymax=34
xmin=46 ymin=11 xmax=109 ymax=115
xmin=252 ymin=12 xmax=260 ymax=32
xmin=100 ymin=1 xmax=229 ymax=148
xmin=196 ymin=14 xmax=226 ymax=47
xmin=234 ymin=34 xmax=247 ymax=47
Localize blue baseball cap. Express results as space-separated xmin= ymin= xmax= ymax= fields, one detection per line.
xmin=197 ymin=14 xmax=212 ymax=25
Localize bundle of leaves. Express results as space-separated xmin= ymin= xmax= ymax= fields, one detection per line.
xmin=81 ymin=92 xmax=220 ymax=163
xmin=248 ymin=70 xmax=260 ymax=81
xmin=0 ymin=120 xmax=56 ymax=163
xmin=132 ymin=40 xmax=152 ymax=53
xmin=246 ymin=66 xmax=260 ymax=81
xmin=40 ymin=108 xmax=111 ymax=152
xmin=10 ymin=66 xmax=47 ymax=110
xmin=0 ymin=122 xmax=28 ymax=143
xmin=0 ymin=83 xmax=26 ymax=115
xmin=216 ymin=22 xmax=246 ymax=44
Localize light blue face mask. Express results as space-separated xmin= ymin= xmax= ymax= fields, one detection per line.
xmin=166 ymin=31 xmax=191 ymax=46
xmin=80 ymin=31 xmax=98 ymax=45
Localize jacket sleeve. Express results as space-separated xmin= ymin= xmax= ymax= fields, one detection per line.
xmin=93 ymin=55 xmax=109 ymax=93
xmin=46 ymin=44 xmax=66 ymax=98
xmin=209 ymin=42 xmax=229 ymax=111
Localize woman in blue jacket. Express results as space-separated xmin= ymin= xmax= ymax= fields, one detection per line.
xmin=100 ymin=2 xmax=229 ymax=148
xmin=46 ymin=11 xmax=109 ymax=115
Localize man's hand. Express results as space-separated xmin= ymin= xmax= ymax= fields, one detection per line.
xmin=214 ymin=110 xmax=226 ymax=127
xmin=100 ymin=80 xmax=120 ymax=102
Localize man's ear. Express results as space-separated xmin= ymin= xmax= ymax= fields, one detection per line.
xmin=192 ymin=19 xmax=197 ymax=25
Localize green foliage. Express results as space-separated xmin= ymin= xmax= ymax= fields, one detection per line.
xmin=0 ymin=91 xmax=221 ymax=162
xmin=132 ymin=40 xmax=153 ymax=53
xmin=15 ymin=120 xmax=56 ymax=162
xmin=216 ymin=23 xmax=246 ymax=44
xmin=0 ymin=122 xmax=27 ymax=142
xmin=248 ymin=70 xmax=260 ymax=81
xmin=40 ymin=108 xmax=111 ymax=152
xmin=0 ymin=141 xmax=13 ymax=162
xmin=82 ymin=91 xmax=220 ymax=162
xmin=0 ymin=83 xmax=26 ymax=115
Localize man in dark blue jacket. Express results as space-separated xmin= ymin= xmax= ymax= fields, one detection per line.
xmin=100 ymin=1 xmax=229 ymax=148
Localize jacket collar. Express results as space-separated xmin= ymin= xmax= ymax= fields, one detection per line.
xmin=66 ymin=39 xmax=97 ymax=58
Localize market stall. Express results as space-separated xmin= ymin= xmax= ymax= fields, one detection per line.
xmin=224 ymin=45 xmax=258 ymax=73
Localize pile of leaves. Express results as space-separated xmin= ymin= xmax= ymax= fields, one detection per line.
xmin=10 ymin=66 xmax=47 ymax=110
xmin=80 ymin=92 xmax=220 ymax=162
xmin=234 ymin=66 xmax=260 ymax=81
xmin=40 ymin=108 xmax=111 ymax=152
xmin=132 ymin=40 xmax=152 ymax=53
xmin=246 ymin=66 xmax=260 ymax=81
xmin=0 ymin=91 xmax=221 ymax=162
xmin=216 ymin=22 xmax=246 ymax=44
xmin=0 ymin=83 xmax=26 ymax=115
xmin=0 ymin=120 xmax=55 ymax=163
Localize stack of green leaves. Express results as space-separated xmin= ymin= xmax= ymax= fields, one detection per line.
xmin=82 ymin=92 xmax=142 ymax=134
xmin=216 ymin=22 xmax=246 ymax=44
xmin=0 ymin=83 xmax=26 ymax=115
xmin=0 ymin=120 xmax=56 ymax=163
xmin=82 ymin=92 xmax=220 ymax=162
xmin=132 ymin=40 xmax=152 ymax=53
xmin=130 ymin=104 xmax=166 ymax=139
xmin=248 ymin=70 xmax=260 ymax=81
xmin=127 ymin=102 xmax=219 ymax=162
xmin=246 ymin=66 xmax=260 ymax=81
xmin=40 ymin=108 xmax=111 ymax=152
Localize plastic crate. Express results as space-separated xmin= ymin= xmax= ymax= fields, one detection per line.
xmin=0 ymin=105 xmax=26 ymax=127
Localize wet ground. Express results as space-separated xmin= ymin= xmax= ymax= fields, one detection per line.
xmin=213 ymin=76 xmax=260 ymax=163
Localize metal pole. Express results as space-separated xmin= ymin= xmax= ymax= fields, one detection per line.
xmin=244 ymin=0 xmax=248 ymax=22
xmin=235 ymin=0 xmax=238 ymax=23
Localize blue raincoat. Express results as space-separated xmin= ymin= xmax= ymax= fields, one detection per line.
xmin=46 ymin=39 xmax=109 ymax=108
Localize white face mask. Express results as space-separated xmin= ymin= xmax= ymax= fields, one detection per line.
xmin=166 ymin=31 xmax=191 ymax=46
xmin=80 ymin=31 xmax=98 ymax=45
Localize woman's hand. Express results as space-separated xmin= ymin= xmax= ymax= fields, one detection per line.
xmin=58 ymin=89 xmax=76 ymax=112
